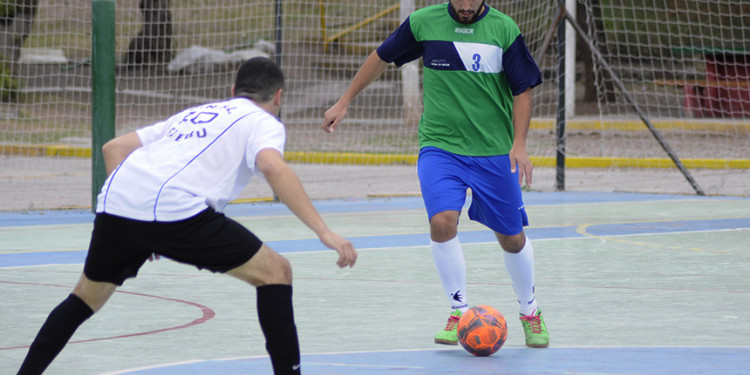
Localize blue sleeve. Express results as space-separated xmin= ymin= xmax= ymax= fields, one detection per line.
xmin=376 ymin=16 xmax=423 ymax=67
xmin=503 ymin=34 xmax=543 ymax=95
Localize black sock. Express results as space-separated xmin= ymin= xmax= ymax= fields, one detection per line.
xmin=17 ymin=294 xmax=94 ymax=375
xmin=257 ymin=284 xmax=301 ymax=375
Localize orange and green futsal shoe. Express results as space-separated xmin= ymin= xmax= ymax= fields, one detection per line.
xmin=520 ymin=308 xmax=549 ymax=348
xmin=434 ymin=309 xmax=462 ymax=345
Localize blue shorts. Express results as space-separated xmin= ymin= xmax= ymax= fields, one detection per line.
xmin=417 ymin=146 xmax=528 ymax=235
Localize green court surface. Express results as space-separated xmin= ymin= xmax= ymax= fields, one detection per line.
xmin=1 ymin=192 xmax=749 ymax=374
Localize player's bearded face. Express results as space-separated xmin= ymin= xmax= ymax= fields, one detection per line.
xmin=450 ymin=0 xmax=485 ymax=24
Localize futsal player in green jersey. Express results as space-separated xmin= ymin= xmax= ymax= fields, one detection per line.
xmin=322 ymin=0 xmax=549 ymax=348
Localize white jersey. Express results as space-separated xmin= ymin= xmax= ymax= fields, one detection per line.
xmin=96 ymin=97 xmax=285 ymax=221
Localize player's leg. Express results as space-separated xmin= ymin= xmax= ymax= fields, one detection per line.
xmin=467 ymin=154 xmax=549 ymax=348
xmin=429 ymin=210 xmax=467 ymax=345
xmin=495 ymin=231 xmax=548 ymax=347
xmin=17 ymin=275 xmax=116 ymax=375
xmin=495 ymin=231 xmax=537 ymax=315
xmin=227 ymin=245 xmax=300 ymax=375
xmin=155 ymin=209 xmax=300 ymax=375
xmin=73 ymin=273 xmax=118 ymax=312
xmin=17 ymin=213 xmax=136 ymax=374
xmin=226 ymin=243 xmax=292 ymax=286
xmin=418 ymin=147 xmax=470 ymax=345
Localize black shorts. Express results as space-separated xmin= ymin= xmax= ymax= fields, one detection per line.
xmin=84 ymin=209 xmax=263 ymax=285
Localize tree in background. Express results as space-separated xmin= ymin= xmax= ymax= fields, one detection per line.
xmin=577 ymin=0 xmax=615 ymax=104
xmin=0 ymin=0 xmax=38 ymax=101
xmin=124 ymin=0 xmax=173 ymax=68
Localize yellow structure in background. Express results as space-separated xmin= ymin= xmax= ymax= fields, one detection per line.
xmin=319 ymin=1 xmax=400 ymax=52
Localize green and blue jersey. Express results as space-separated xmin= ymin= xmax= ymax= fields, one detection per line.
xmin=377 ymin=3 xmax=542 ymax=156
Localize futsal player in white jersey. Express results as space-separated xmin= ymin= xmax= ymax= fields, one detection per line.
xmin=17 ymin=57 xmax=357 ymax=375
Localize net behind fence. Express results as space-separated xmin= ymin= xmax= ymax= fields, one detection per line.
xmin=574 ymin=0 xmax=750 ymax=196
xmin=0 ymin=0 xmax=748 ymax=211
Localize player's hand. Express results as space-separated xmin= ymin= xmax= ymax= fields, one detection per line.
xmin=509 ymin=144 xmax=533 ymax=188
xmin=319 ymin=230 xmax=357 ymax=268
xmin=322 ymin=101 xmax=348 ymax=134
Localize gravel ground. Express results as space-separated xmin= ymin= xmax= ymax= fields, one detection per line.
xmin=1 ymin=154 xmax=747 ymax=212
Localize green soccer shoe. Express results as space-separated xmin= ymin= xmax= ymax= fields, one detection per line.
xmin=520 ymin=308 xmax=549 ymax=348
xmin=434 ymin=309 xmax=462 ymax=345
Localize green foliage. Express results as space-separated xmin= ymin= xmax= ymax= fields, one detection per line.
xmin=0 ymin=3 xmax=17 ymax=19
xmin=0 ymin=64 xmax=19 ymax=102
xmin=598 ymin=0 xmax=750 ymax=57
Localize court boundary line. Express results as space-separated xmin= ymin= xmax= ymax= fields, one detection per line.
xmin=0 ymin=280 xmax=215 ymax=351
xmin=99 ymin=346 xmax=750 ymax=375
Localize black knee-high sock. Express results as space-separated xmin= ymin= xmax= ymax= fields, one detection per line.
xmin=17 ymin=294 xmax=94 ymax=375
xmin=257 ymin=284 xmax=301 ymax=375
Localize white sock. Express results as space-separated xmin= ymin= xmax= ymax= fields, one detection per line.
xmin=430 ymin=236 xmax=468 ymax=312
xmin=503 ymin=237 xmax=538 ymax=316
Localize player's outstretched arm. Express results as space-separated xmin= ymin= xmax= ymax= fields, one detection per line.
xmin=102 ymin=132 xmax=143 ymax=176
xmin=256 ymin=148 xmax=357 ymax=268
xmin=322 ymin=50 xmax=390 ymax=134
xmin=510 ymin=89 xmax=534 ymax=188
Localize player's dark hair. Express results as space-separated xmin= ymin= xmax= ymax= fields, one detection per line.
xmin=234 ymin=57 xmax=285 ymax=102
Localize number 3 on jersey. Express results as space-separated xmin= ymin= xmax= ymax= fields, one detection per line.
xmin=472 ymin=54 xmax=481 ymax=71
xmin=453 ymin=42 xmax=504 ymax=74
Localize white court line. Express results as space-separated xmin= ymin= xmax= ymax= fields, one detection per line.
xmin=100 ymin=358 xmax=212 ymax=375
xmin=0 ymin=263 xmax=83 ymax=270
xmin=339 ymin=227 xmax=750 ymax=252
xmin=100 ymin=348 xmax=454 ymax=374
xmin=303 ymin=362 xmax=424 ymax=369
xmin=97 ymin=346 xmax=750 ymax=375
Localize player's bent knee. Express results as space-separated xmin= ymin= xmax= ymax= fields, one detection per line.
xmin=496 ymin=232 xmax=526 ymax=253
xmin=263 ymin=253 xmax=292 ymax=285
xmin=430 ymin=211 xmax=460 ymax=241
xmin=227 ymin=244 xmax=292 ymax=286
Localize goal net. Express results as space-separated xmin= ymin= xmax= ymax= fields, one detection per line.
xmin=568 ymin=0 xmax=750 ymax=195
xmin=0 ymin=0 xmax=747 ymax=211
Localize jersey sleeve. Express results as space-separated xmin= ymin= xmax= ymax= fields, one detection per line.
xmin=135 ymin=120 xmax=170 ymax=146
xmin=245 ymin=117 xmax=286 ymax=170
xmin=502 ymin=34 xmax=543 ymax=96
xmin=376 ymin=16 xmax=423 ymax=67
